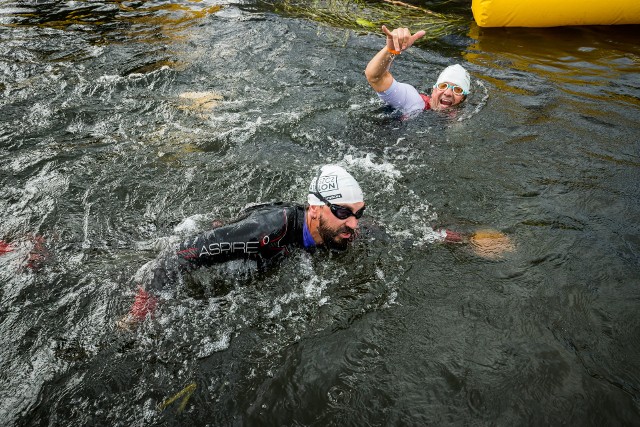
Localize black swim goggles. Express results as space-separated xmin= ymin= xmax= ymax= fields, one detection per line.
xmin=311 ymin=169 xmax=365 ymax=220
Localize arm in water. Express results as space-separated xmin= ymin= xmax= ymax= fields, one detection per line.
xmin=440 ymin=228 xmax=515 ymax=259
xmin=175 ymin=203 xmax=303 ymax=270
xmin=120 ymin=219 xmax=514 ymax=328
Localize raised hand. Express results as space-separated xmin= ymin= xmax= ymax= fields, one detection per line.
xmin=382 ymin=25 xmax=426 ymax=54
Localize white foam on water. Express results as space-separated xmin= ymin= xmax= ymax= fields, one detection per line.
xmin=132 ymin=234 xmax=179 ymax=252
xmin=173 ymin=214 xmax=208 ymax=235
xmin=0 ymin=248 xmax=25 ymax=278
xmin=302 ymin=276 xmax=330 ymax=300
xmin=343 ymin=153 xmax=402 ymax=179
xmin=267 ymin=303 xmax=282 ymax=318
xmin=384 ymin=289 xmax=398 ymax=307
xmin=197 ymin=329 xmax=232 ymax=358
xmin=81 ymin=188 xmax=93 ymax=250
xmin=66 ymin=116 xmax=85 ymax=134
xmin=172 ymin=121 xmax=204 ymax=135
xmin=131 ymin=257 xmax=161 ymax=286
xmin=0 ymin=6 xmax=31 ymax=15
xmin=213 ymin=115 xmax=264 ymax=144
xmin=412 ymin=221 xmax=446 ymax=246
xmin=456 ymin=78 xmax=489 ymax=122
xmin=89 ymin=119 xmax=112 ymax=138
xmin=26 ymin=102 xmax=53 ymax=128
xmin=96 ymin=74 xmax=122 ymax=84
xmin=0 ymin=244 xmax=38 ymax=290
xmin=270 ymin=111 xmax=301 ymax=121
xmin=287 ymin=254 xmax=330 ymax=302
xmin=87 ymin=45 xmax=104 ymax=57
xmin=8 ymin=165 xmax=69 ymax=231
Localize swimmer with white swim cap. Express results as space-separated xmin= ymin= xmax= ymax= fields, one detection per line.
xmin=118 ymin=164 xmax=513 ymax=328
xmin=119 ymin=165 xmax=365 ymax=326
xmin=365 ymin=26 xmax=471 ymax=114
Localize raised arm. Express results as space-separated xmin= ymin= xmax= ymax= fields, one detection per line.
xmin=364 ymin=25 xmax=425 ymax=92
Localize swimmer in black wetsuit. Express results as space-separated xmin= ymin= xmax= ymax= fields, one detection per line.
xmin=120 ymin=164 xmax=515 ymax=326
xmin=120 ymin=164 xmax=366 ymax=325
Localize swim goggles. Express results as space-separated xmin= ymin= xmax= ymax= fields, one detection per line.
xmin=434 ymin=82 xmax=468 ymax=96
xmin=311 ymin=170 xmax=365 ymax=220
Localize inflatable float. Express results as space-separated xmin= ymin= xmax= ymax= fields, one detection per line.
xmin=472 ymin=0 xmax=640 ymax=27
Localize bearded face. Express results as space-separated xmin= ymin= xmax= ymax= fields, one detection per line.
xmin=317 ymin=214 xmax=356 ymax=251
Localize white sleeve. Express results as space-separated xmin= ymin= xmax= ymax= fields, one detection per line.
xmin=377 ymin=79 xmax=425 ymax=113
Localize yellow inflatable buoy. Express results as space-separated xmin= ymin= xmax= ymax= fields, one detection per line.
xmin=472 ymin=0 xmax=640 ymax=27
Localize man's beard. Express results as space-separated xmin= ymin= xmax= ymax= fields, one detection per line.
xmin=317 ymin=217 xmax=354 ymax=251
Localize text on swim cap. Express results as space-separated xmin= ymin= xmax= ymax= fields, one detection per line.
xmin=317 ymin=175 xmax=338 ymax=192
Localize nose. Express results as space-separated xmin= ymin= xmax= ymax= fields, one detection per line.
xmin=345 ymin=216 xmax=359 ymax=229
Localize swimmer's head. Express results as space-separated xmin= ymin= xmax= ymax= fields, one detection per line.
xmin=308 ymin=165 xmax=363 ymax=206
xmin=307 ymin=165 xmax=365 ymax=250
xmin=435 ymin=64 xmax=470 ymax=94
xmin=430 ymin=64 xmax=470 ymax=110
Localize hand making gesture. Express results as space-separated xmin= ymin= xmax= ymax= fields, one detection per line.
xmin=365 ymin=25 xmax=426 ymax=92
xmin=365 ymin=24 xmax=471 ymax=113
xmin=382 ymin=25 xmax=425 ymax=55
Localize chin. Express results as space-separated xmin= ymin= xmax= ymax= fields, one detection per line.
xmin=328 ymin=237 xmax=350 ymax=251
xmin=435 ymin=102 xmax=454 ymax=110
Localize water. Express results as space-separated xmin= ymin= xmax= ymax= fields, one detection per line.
xmin=1 ymin=1 xmax=639 ymax=425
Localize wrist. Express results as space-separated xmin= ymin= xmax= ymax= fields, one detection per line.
xmin=441 ymin=229 xmax=464 ymax=243
xmin=387 ymin=46 xmax=401 ymax=55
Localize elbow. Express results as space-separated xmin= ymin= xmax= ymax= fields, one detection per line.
xmin=364 ymin=69 xmax=372 ymax=83
xmin=364 ymin=68 xmax=378 ymax=85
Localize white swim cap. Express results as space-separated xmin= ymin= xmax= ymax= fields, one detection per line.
xmin=308 ymin=165 xmax=364 ymax=206
xmin=435 ymin=64 xmax=471 ymax=94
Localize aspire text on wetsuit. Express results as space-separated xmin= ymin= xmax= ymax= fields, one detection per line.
xmin=143 ymin=203 xmax=312 ymax=292
xmin=176 ymin=202 xmax=311 ymax=271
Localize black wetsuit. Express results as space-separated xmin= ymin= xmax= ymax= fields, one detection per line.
xmin=145 ymin=203 xmax=309 ymax=291
xmin=177 ymin=202 xmax=308 ymax=269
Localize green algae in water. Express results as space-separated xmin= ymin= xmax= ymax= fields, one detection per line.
xmin=264 ymin=0 xmax=468 ymax=41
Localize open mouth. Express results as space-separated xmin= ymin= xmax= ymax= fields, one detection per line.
xmin=439 ymin=98 xmax=453 ymax=107
xmin=338 ymin=227 xmax=355 ymax=241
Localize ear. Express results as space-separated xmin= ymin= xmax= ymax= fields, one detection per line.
xmin=308 ymin=205 xmax=322 ymax=219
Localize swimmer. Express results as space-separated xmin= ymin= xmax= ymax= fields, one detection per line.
xmin=365 ymin=26 xmax=471 ymax=114
xmin=118 ymin=165 xmax=514 ymax=328
xmin=118 ymin=164 xmax=366 ymax=327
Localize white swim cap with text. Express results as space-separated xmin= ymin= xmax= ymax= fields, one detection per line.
xmin=308 ymin=164 xmax=364 ymax=206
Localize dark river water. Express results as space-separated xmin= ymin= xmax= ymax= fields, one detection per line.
xmin=1 ymin=0 xmax=639 ymax=425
